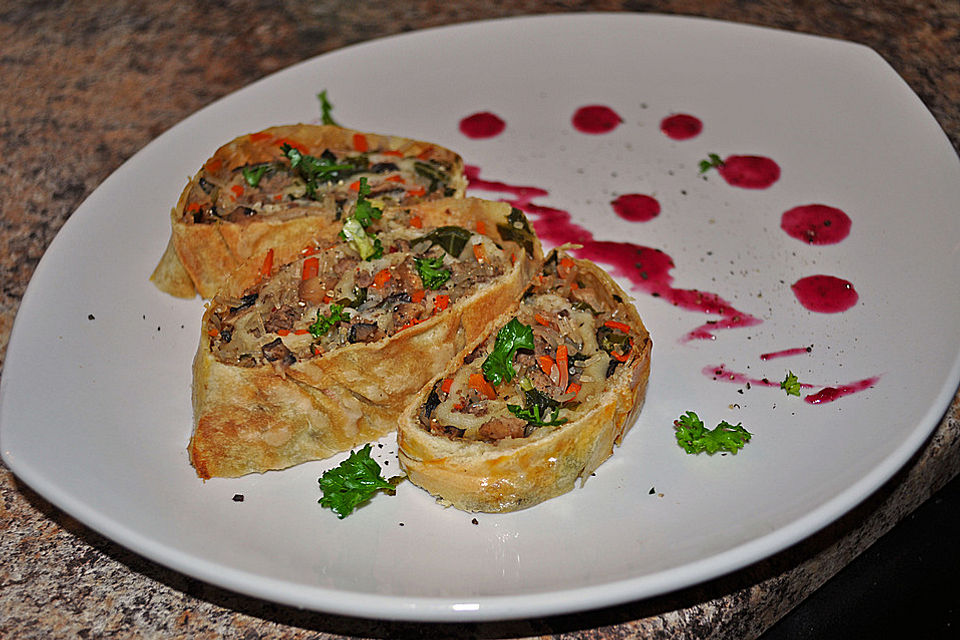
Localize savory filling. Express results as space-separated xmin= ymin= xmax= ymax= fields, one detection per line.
xmin=182 ymin=138 xmax=459 ymax=225
xmin=205 ymin=212 xmax=515 ymax=368
xmin=419 ymin=252 xmax=644 ymax=443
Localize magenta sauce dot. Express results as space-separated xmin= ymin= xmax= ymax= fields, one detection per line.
xmin=660 ymin=113 xmax=703 ymax=140
xmin=791 ymin=275 xmax=859 ymax=313
xmin=572 ymin=105 xmax=623 ymax=134
xmin=781 ymin=204 xmax=852 ymax=245
xmin=459 ymin=112 xmax=506 ymax=139
xmin=611 ymin=193 xmax=660 ymax=222
xmin=718 ymin=155 xmax=780 ymax=189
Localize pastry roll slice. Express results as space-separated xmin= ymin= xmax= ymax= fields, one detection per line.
xmin=189 ymin=198 xmax=541 ymax=478
xmin=397 ymin=251 xmax=652 ymax=512
xmin=151 ymin=123 xmax=467 ymax=298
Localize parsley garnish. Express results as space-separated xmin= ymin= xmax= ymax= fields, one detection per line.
xmin=414 ymin=256 xmax=451 ymax=289
xmin=698 ymin=153 xmax=725 ymax=174
xmin=318 ymin=444 xmax=396 ymax=518
xmin=281 ymin=143 xmax=354 ymax=199
xmin=673 ymin=411 xmax=752 ymax=455
xmin=309 ymin=304 xmax=350 ymax=338
xmin=317 ymin=89 xmax=340 ymax=126
xmin=481 ymin=318 xmax=534 ymax=386
xmin=781 ymin=371 xmax=802 ymax=397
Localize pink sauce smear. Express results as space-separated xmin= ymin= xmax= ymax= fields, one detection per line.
xmin=660 ymin=113 xmax=703 ymax=140
xmin=572 ymin=105 xmax=623 ymax=134
xmin=792 ymin=275 xmax=859 ymax=313
xmin=706 ymin=364 xmax=880 ymax=404
xmin=718 ymin=155 xmax=780 ymax=189
xmin=459 ymin=112 xmax=506 ymax=139
xmin=781 ymin=204 xmax=852 ymax=245
xmin=760 ymin=346 xmax=813 ymax=361
xmin=611 ymin=193 xmax=660 ymax=222
xmin=465 ymin=165 xmax=760 ymax=341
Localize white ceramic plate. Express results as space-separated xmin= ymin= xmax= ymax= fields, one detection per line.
xmin=2 ymin=14 xmax=959 ymax=622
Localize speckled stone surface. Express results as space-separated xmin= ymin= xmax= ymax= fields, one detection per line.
xmin=1 ymin=1 xmax=958 ymax=638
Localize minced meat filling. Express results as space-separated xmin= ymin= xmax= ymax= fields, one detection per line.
xmin=419 ymin=252 xmax=643 ymax=444
xmin=206 ymin=223 xmax=513 ymax=367
xmin=183 ymin=148 xmax=457 ymax=225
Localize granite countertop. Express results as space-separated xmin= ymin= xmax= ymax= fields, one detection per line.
xmin=1 ymin=1 xmax=958 ymax=638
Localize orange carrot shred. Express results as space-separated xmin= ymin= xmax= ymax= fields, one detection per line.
xmin=469 ymin=373 xmax=497 ymax=399
xmin=411 ymin=289 xmax=426 ymax=303
xmin=276 ymin=329 xmax=290 ymax=336
xmin=373 ymin=268 xmax=392 ymax=288
xmin=604 ymin=320 xmax=631 ymax=333
xmin=348 ymin=180 xmax=361 ymax=192
xmin=566 ymin=382 xmax=581 ymax=397
xmin=205 ymin=158 xmax=223 ymax=173
xmin=556 ymin=344 xmax=569 ymax=391
xmin=538 ymin=355 xmax=554 ymax=376
xmin=407 ymin=186 xmax=426 ymax=197
xmin=186 ymin=202 xmax=202 ymax=213
xmin=382 ymin=150 xmax=403 ymax=157
xmin=302 ymin=256 xmax=319 ymax=280
xmin=230 ymin=184 xmax=244 ymax=198
xmin=410 ymin=215 xmax=423 ymax=229
xmin=440 ymin=378 xmax=454 ymax=394
xmin=259 ymin=248 xmax=274 ymax=278
xmin=353 ymin=133 xmax=369 ymax=152
xmin=472 ymin=243 xmax=487 ymax=264
xmin=534 ymin=313 xmax=550 ymax=326
xmin=433 ymin=294 xmax=449 ymax=312
xmin=476 ymin=220 xmax=487 ymax=235
xmin=385 ymin=175 xmax=405 ymax=183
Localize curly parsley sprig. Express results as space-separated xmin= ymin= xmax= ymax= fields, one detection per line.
xmin=318 ymin=444 xmax=399 ymax=518
xmin=674 ymin=411 xmax=752 ymax=455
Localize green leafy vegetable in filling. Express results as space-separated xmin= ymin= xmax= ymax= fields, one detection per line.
xmin=241 ymin=162 xmax=274 ymax=188
xmin=309 ymin=304 xmax=350 ymax=338
xmin=508 ymin=387 xmax=566 ymax=427
xmin=414 ymin=256 xmax=451 ymax=290
xmin=481 ymin=318 xmax=534 ymax=386
xmin=317 ymin=89 xmax=340 ymax=127
xmin=496 ymin=207 xmax=537 ymax=258
xmin=340 ymin=178 xmax=383 ymax=260
xmin=281 ymin=144 xmax=355 ymax=199
xmin=673 ymin=411 xmax=752 ymax=455
xmin=413 ymin=226 xmax=472 ymax=257
xmin=413 ymin=160 xmax=449 ymax=193
xmin=318 ymin=444 xmax=395 ymax=518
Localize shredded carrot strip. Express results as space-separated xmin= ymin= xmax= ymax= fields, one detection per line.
xmin=538 ymin=355 xmax=554 ymax=376
xmin=353 ymin=133 xmax=369 ymax=152
xmin=381 ymin=150 xmax=403 ymax=157
xmin=534 ymin=313 xmax=550 ymax=326
xmin=407 ymin=186 xmax=426 ymax=197
xmin=612 ymin=339 xmax=633 ymax=362
xmin=566 ymin=382 xmax=581 ymax=397
xmin=570 ymin=282 xmax=580 ymax=290
xmin=249 ymin=131 xmax=271 ymax=142
xmin=409 ymin=215 xmax=423 ymax=229
xmin=230 ymin=184 xmax=244 ymax=198
xmin=469 ymin=373 xmax=497 ymax=399
xmin=186 ymin=202 xmax=202 ymax=213
xmin=604 ymin=320 xmax=631 ymax=333
xmin=348 ymin=180 xmax=361 ymax=192
xmin=274 ymin=194 xmax=283 ymax=201
xmin=276 ymin=329 xmax=290 ymax=336
xmin=476 ymin=220 xmax=486 ymax=235
xmin=205 ymin=158 xmax=223 ymax=173
xmin=433 ymin=294 xmax=449 ymax=312
xmin=259 ymin=248 xmax=274 ymax=278
xmin=398 ymin=318 xmax=423 ymax=332
xmin=472 ymin=243 xmax=487 ymax=264
xmin=294 ymin=329 xmax=309 ymax=335
xmin=385 ymin=175 xmax=404 ymax=183
xmin=556 ymin=344 xmax=569 ymax=391
xmin=411 ymin=289 xmax=426 ymax=303
xmin=372 ymin=268 xmax=392 ymax=288
xmin=207 ymin=328 xmax=219 ymax=338
xmin=440 ymin=378 xmax=453 ymax=394
xmin=301 ymin=245 xmax=318 ymax=256
xmin=302 ymin=256 xmax=319 ymax=280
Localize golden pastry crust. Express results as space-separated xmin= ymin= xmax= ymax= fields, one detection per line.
xmin=189 ymin=198 xmax=542 ymax=478
xmin=397 ymin=256 xmax=652 ymax=512
xmin=151 ymin=124 xmax=467 ymax=299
